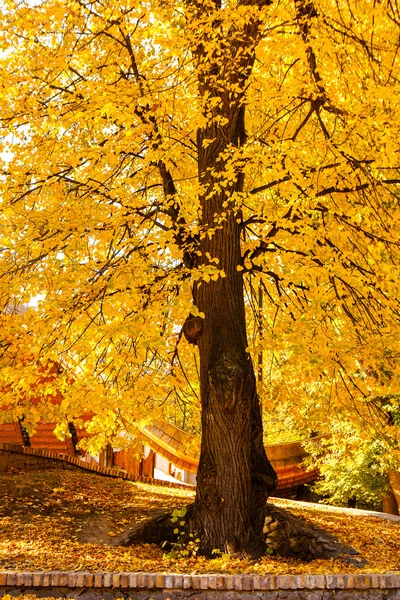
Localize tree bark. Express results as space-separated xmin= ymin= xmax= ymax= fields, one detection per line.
xmin=192 ymin=217 xmax=277 ymax=556
xmin=383 ymin=488 xmax=399 ymax=516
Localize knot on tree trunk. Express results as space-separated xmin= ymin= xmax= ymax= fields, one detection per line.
xmin=183 ymin=314 xmax=203 ymax=345
xmin=209 ymin=354 xmax=245 ymax=412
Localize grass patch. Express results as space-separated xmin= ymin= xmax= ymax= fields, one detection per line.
xmin=0 ymin=468 xmax=399 ymax=574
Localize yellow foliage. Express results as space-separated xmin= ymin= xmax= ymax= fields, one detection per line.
xmin=0 ymin=0 xmax=399 ymax=437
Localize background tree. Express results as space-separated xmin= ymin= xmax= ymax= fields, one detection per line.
xmin=303 ymin=421 xmax=395 ymax=510
xmin=1 ymin=0 xmax=400 ymax=557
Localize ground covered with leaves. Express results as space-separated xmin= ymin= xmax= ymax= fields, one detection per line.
xmin=0 ymin=468 xmax=399 ymax=574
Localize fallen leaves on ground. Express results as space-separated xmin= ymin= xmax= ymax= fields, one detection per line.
xmin=0 ymin=468 xmax=399 ymax=574
xmin=1 ymin=596 xmax=53 ymax=600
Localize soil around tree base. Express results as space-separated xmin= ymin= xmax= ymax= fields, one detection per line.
xmin=123 ymin=502 xmax=365 ymax=565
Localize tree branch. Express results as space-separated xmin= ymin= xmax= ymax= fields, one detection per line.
xmin=121 ymin=29 xmax=199 ymax=268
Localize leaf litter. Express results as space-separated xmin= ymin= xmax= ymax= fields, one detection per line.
xmin=0 ymin=468 xmax=399 ymax=575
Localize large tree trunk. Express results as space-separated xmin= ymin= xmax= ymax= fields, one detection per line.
xmin=192 ymin=212 xmax=277 ymax=557
xmin=190 ymin=108 xmax=277 ymax=559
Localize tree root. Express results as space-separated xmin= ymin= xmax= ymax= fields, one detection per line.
xmin=119 ymin=505 xmax=195 ymax=549
xmin=120 ymin=502 xmax=365 ymax=565
xmin=263 ymin=503 xmax=365 ymax=565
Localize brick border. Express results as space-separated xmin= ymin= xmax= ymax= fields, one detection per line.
xmin=0 ymin=572 xmax=399 ymax=591
xmin=0 ymin=442 xmax=194 ymax=489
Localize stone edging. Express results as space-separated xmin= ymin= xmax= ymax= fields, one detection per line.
xmin=0 ymin=442 xmax=194 ymax=489
xmin=0 ymin=571 xmax=399 ymax=591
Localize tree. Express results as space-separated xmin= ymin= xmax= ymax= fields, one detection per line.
xmin=303 ymin=421 xmax=394 ymax=509
xmin=1 ymin=0 xmax=400 ymax=558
